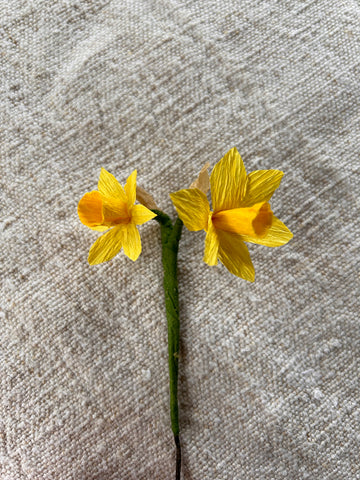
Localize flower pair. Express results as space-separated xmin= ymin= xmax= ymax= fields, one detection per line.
xmin=78 ymin=147 xmax=292 ymax=280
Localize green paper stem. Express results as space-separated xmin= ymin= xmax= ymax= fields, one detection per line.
xmin=152 ymin=209 xmax=183 ymax=479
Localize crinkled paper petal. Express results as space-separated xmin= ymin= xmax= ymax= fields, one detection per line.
xmin=136 ymin=186 xmax=159 ymax=210
xmin=87 ymin=225 xmax=109 ymax=232
xmin=122 ymin=223 xmax=141 ymax=261
xmin=170 ymin=188 xmax=209 ymax=231
xmin=242 ymin=170 xmax=284 ymax=207
xmin=78 ymin=191 xmax=105 ymax=228
xmin=203 ymin=220 xmax=219 ymax=266
xmin=88 ymin=226 xmax=124 ymax=265
xmin=131 ymin=204 xmax=157 ymax=225
xmin=190 ymin=162 xmax=210 ymax=193
xmin=217 ymin=229 xmax=255 ymax=281
xmin=125 ymin=170 xmax=137 ymax=207
xmin=98 ymin=168 xmax=127 ymax=201
xmin=241 ymin=216 xmax=293 ymax=247
xmin=210 ymin=147 xmax=247 ymax=212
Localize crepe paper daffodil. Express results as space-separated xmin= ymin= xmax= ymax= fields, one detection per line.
xmin=170 ymin=147 xmax=293 ymax=282
xmin=78 ymin=168 xmax=156 ymax=264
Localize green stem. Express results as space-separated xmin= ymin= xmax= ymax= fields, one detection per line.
xmin=153 ymin=210 xmax=183 ymax=478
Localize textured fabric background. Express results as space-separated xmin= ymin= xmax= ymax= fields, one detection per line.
xmin=1 ymin=1 xmax=359 ymax=479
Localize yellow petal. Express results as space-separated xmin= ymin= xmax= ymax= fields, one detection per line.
xmin=125 ymin=170 xmax=137 ymax=207
xmin=242 ymin=170 xmax=284 ymax=207
xmin=217 ymin=229 xmax=255 ymax=281
xmin=170 ymin=188 xmax=210 ymax=231
xmin=131 ymin=204 xmax=157 ymax=225
xmin=212 ymin=202 xmax=272 ymax=237
xmin=241 ymin=216 xmax=293 ymax=247
xmin=88 ymin=225 xmax=110 ymax=232
xmin=122 ymin=223 xmax=141 ymax=261
xmin=98 ymin=168 xmax=127 ymax=201
xmin=210 ymin=147 xmax=247 ymax=213
xmin=88 ymin=226 xmax=124 ymax=265
xmin=203 ymin=219 xmax=219 ymax=266
xmin=78 ymin=191 xmax=104 ymax=228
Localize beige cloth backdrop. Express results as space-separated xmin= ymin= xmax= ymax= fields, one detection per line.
xmin=1 ymin=1 xmax=359 ymax=479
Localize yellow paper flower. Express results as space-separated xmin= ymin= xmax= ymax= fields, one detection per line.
xmin=170 ymin=147 xmax=293 ymax=281
xmin=78 ymin=168 xmax=156 ymax=264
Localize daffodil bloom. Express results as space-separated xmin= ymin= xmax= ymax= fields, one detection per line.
xmin=78 ymin=168 xmax=156 ymax=264
xmin=170 ymin=147 xmax=293 ymax=281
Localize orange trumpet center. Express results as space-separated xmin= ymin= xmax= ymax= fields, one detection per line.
xmin=212 ymin=202 xmax=272 ymax=237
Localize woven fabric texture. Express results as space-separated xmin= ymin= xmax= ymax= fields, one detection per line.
xmin=1 ymin=1 xmax=359 ymax=479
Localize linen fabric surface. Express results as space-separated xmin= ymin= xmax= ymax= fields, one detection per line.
xmin=1 ymin=1 xmax=359 ymax=479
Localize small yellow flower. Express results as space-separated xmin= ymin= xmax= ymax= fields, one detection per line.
xmin=170 ymin=147 xmax=293 ymax=281
xmin=78 ymin=168 xmax=156 ymax=264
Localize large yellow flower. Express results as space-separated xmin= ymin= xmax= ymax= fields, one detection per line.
xmin=78 ymin=168 xmax=156 ymax=264
xmin=170 ymin=147 xmax=293 ymax=281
